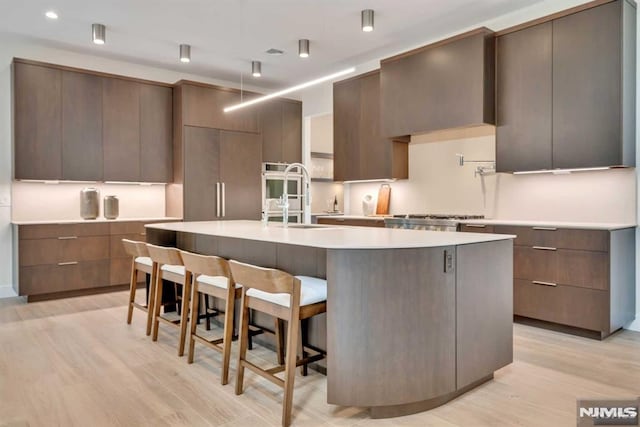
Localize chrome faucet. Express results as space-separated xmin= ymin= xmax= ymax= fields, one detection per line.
xmin=280 ymin=163 xmax=311 ymax=227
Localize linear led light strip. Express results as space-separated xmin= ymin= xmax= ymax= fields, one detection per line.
xmin=513 ymin=167 xmax=611 ymax=175
xmin=224 ymin=67 xmax=356 ymax=113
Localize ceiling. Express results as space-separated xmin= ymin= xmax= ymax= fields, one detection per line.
xmin=1 ymin=0 xmax=547 ymax=89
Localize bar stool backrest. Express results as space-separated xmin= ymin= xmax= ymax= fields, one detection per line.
xmin=229 ymin=260 xmax=299 ymax=295
xmin=180 ymin=251 xmax=231 ymax=279
xmin=146 ymin=243 xmax=184 ymax=266
xmin=122 ymin=239 xmax=150 ymax=258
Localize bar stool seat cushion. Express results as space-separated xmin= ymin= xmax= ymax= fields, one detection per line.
xmin=161 ymin=264 xmax=186 ymax=276
xmin=245 ymin=276 xmax=327 ymax=308
xmin=135 ymin=256 xmax=153 ymax=267
xmin=197 ymin=274 xmax=241 ymax=289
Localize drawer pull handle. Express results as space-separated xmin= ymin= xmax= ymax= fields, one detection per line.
xmin=533 ymin=246 xmax=557 ymax=251
xmin=140 ymin=233 xmax=146 ymax=236
xmin=58 ymin=236 xmax=78 ymax=240
xmin=58 ymin=261 xmax=78 ymax=266
xmin=532 ymin=227 xmax=557 ymax=231
xmin=464 ymin=224 xmax=486 ymax=228
xmin=532 ymin=280 xmax=557 ymax=287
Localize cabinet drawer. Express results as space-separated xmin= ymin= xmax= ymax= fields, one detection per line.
xmin=19 ymin=223 xmax=110 ymax=239
xmin=514 ymin=279 xmax=608 ymax=332
xmin=110 ymin=233 xmax=147 ymax=259
xmin=514 ymin=246 xmax=557 ymax=282
xmin=109 ymin=221 xmax=146 ymax=235
xmin=514 ymin=246 xmax=609 ymax=290
xmin=494 ymin=225 xmax=608 ymax=251
xmin=19 ymin=236 xmax=110 ymax=266
xmin=460 ymin=224 xmax=495 ymax=233
xmin=19 ymin=260 xmax=110 ymax=296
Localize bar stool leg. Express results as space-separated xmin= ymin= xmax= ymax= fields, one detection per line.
xmin=152 ymin=266 xmax=164 ymax=342
xmin=126 ymin=260 xmax=137 ymax=325
xmin=275 ymin=318 xmax=285 ymax=366
xmin=187 ymin=281 xmax=200 ymax=364
xmin=221 ymin=284 xmax=236 ymax=385
xmin=298 ymin=320 xmax=308 ymax=376
xmin=145 ymin=265 xmax=157 ymax=336
xmin=205 ymin=295 xmax=211 ymax=330
xmin=235 ymin=292 xmax=250 ymax=396
xmin=178 ymin=272 xmax=192 ymax=357
xmin=283 ymin=305 xmax=301 ymax=427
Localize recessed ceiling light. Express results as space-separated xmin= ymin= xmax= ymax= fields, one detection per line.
xmin=266 ymin=48 xmax=284 ymax=55
xmin=298 ymin=39 xmax=310 ymax=58
xmin=45 ymin=11 xmax=58 ymax=20
xmin=361 ymin=9 xmax=374 ymax=32
xmin=179 ymin=44 xmax=191 ymax=63
xmin=252 ymin=61 xmax=262 ymax=77
xmin=92 ymin=23 xmax=106 ymax=45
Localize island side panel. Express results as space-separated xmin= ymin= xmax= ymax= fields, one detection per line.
xmin=456 ymin=239 xmax=513 ymax=389
xmin=327 ymin=247 xmax=456 ymax=408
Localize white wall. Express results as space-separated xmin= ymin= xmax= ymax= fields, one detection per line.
xmin=346 ymin=130 xmax=636 ymax=224
xmin=0 ymin=34 xmax=271 ymax=294
xmin=11 ymin=182 xmax=166 ymax=221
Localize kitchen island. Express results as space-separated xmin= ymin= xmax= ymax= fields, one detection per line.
xmin=145 ymin=220 xmax=515 ymax=418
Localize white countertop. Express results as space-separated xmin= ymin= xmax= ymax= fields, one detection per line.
xmin=12 ymin=217 xmax=182 ymax=225
xmin=462 ymin=219 xmax=636 ymax=231
xmin=146 ymin=220 xmax=515 ymax=250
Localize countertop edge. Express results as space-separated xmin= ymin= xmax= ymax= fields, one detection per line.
xmin=12 ymin=217 xmax=183 ymax=225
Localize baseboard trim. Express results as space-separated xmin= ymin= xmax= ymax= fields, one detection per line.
xmin=0 ymin=285 xmax=18 ymax=299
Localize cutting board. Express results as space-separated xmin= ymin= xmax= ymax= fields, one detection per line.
xmin=375 ymin=184 xmax=391 ymax=215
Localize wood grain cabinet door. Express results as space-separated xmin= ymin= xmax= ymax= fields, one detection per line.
xmin=103 ymin=78 xmax=141 ymax=181
xmin=282 ymin=100 xmax=302 ymax=164
xmin=496 ymin=22 xmax=552 ymax=172
xmin=552 ymin=1 xmax=622 ymax=169
xmin=13 ymin=62 xmax=62 ymax=180
xmin=62 ymin=71 xmax=103 ymax=181
xmin=140 ymin=84 xmax=172 ymax=182
xmin=219 ymin=131 xmax=262 ymax=220
xmin=183 ymin=126 xmax=220 ymax=221
xmin=359 ymin=71 xmax=390 ymax=180
xmin=260 ymin=100 xmax=283 ymax=163
xmin=333 ymin=77 xmax=361 ymax=181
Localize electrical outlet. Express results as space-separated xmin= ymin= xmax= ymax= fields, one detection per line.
xmin=0 ymin=195 xmax=10 ymax=207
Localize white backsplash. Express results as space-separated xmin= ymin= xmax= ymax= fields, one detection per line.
xmin=12 ymin=181 xmax=167 ymax=221
xmin=345 ymin=127 xmax=636 ymax=224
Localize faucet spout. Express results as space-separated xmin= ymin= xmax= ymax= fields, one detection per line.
xmin=282 ymin=163 xmax=311 ymax=227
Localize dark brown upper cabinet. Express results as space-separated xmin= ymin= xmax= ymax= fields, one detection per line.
xmin=333 ymin=70 xmax=409 ymax=182
xmin=13 ymin=59 xmax=174 ymax=183
xmin=140 ymin=84 xmax=173 ymax=182
xmin=380 ymin=28 xmax=495 ymax=138
xmin=495 ymin=23 xmax=552 ymax=172
xmin=103 ymin=78 xmax=141 ymax=181
xmin=61 ymin=71 xmax=103 ymax=181
xmin=13 ymin=62 xmax=63 ymax=180
xmin=496 ymin=0 xmax=636 ymax=172
xmin=552 ymin=0 xmax=635 ymax=169
xmin=180 ymin=82 xmax=259 ymax=133
xmin=260 ymin=99 xmax=302 ymax=164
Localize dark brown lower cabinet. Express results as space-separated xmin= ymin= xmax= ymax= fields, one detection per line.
xmin=464 ymin=223 xmax=636 ymax=339
xmin=14 ymin=220 xmax=175 ymax=300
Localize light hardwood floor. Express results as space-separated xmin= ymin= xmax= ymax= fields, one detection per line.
xmin=0 ymin=291 xmax=639 ymax=427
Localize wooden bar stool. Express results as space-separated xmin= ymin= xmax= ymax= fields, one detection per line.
xmin=229 ymin=260 xmax=327 ymax=427
xmin=180 ymin=251 xmax=241 ymax=385
xmin=122 ymin=239 xmax=155 ymax=336
xmin=146 ymin=244 xmax=191 ymax=357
